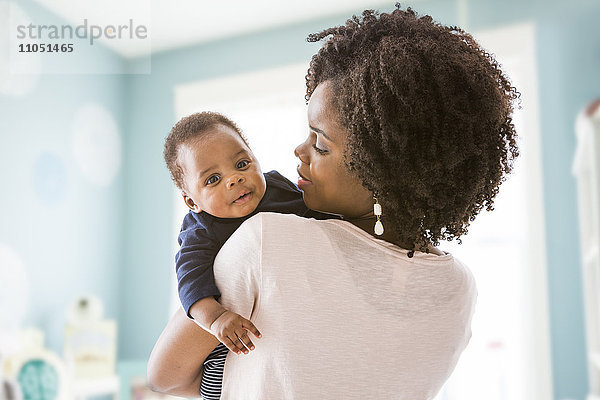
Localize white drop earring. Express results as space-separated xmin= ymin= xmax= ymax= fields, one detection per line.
xmin=374 ymin=198 xmax=384 ymax=235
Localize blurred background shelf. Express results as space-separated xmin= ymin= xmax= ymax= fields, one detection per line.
xmin=72 ymin=375 xmax=120 ymax=400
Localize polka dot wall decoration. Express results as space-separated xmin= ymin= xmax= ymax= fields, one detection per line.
xmin=33 ymin=152 xmax=68 ymax=206
xmin=72 ymin=104 xmax=121 ymax=187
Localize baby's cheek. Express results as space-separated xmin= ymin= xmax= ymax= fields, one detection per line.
xmin=204 ymin=193 xmax=226 ymax=217
xmin=214 ymin=203 xmax=231 ymax=218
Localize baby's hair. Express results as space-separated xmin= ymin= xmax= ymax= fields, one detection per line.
xmin=164 ymin=111 xmax=249 ymax=190
xmin=306 ymin=4 xmax=520 ymax=253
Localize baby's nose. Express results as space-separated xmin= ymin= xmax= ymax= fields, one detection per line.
xmin=227 ymin=174 xmax=245 ymax=188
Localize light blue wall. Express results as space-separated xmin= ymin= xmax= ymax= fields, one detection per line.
xmin=0 ymin=0 xmax=125 ymax=353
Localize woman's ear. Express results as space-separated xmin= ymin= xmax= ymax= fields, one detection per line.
xmin=182 ymin=193 xmax=201 ymax=213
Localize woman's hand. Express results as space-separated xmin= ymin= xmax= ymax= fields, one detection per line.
xmin=210 ymin=310 xmax=262 ymax=354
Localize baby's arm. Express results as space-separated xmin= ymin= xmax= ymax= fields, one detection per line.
xmin=176 ymin=216 xmax=261 ymax=355
xmin=189 ymin=297 xmax=261 ymax=355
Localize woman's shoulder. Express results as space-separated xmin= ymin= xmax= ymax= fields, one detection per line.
xmin=244 ymin=212 xmax=476 ymax=306
xmin=247 ymin=213 xmax=455 ymax=262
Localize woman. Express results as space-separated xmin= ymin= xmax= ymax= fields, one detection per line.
xmin=147 ymin=6 xmax=518 ymax=399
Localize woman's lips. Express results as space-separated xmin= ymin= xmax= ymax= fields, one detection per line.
xmin=297 ymin=169 xmax=312 ymax=188
xmin=233 ymin=191 xmax=253 ymax=205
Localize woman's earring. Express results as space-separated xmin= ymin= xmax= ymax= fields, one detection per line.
xmin=373 ymin=198 xmax=384 ymax=235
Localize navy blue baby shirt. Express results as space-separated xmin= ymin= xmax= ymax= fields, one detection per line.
xmin=176 ymin=170 xmax=333 ymax=317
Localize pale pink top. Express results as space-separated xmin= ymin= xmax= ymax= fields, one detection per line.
xmin=214 ymin=212 xmax=477 ymax=400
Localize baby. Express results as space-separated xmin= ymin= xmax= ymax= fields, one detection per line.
xmin=163 ymin=111 xmax=334 ymax=400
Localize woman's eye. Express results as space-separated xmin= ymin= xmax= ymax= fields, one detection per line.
xmin=237 ymin=160 xmax=250 ymax=169
xmin=206 ymin=175 xmax=220 ymax=185
xmin=312 ymin=144 xmax=328 ymax=154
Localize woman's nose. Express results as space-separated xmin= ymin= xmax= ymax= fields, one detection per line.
xmin=226 ymin=174 xmax=245 ymax=189
xmin=294 ymin=141 xmax=309 ymax=164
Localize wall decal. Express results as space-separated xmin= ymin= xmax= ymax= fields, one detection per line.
xmin=72 ymin=104 xmax=121 ymax=187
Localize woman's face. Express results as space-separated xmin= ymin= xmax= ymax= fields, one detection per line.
xmin=294 ymin=81 xmax=373 ymax=218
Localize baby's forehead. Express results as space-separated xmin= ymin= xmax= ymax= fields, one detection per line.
xmin=190 ymin=130 xmax=249 ymax=151
xmin=179 ymin=130 xmax=252 ymax=164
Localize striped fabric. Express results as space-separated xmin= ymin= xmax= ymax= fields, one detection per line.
xmin=200 ymin=343 xmax=229 ymax=400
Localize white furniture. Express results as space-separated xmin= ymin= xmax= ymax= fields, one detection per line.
xmin=1 ymin=329 xmax=120 ymax=400
xmin=3 ymin=342 xmax=71 ymax=400
xmin=573 ymin=99 xmax=600 ymax=400
xmin=64 ymin=296 xmax=119 ymax=399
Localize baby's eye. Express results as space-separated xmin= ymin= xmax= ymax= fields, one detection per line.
xmin=206 ymin=175 xmax=220 ymax=185
xmin=236 ymin=160 xmax=250 ymax=169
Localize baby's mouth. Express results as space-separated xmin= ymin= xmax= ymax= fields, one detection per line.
xmin=233 ymin=191 xmax=253 ymax=205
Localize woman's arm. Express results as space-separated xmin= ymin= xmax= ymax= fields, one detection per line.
xmin=148 ymin=216 xmax=263 ymax=396
xmin=147 ymin=307 xmax=220 ymax=397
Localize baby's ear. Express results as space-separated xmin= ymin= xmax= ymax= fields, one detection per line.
xmin=182 ymin=193 xmax=201 ymax=213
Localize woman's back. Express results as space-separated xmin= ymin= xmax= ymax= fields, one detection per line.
xmin=215 ymin=212 xmax=477 ymax=400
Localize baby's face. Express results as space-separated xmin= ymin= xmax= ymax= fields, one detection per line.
xmin=178 ymin=124 xmax=266 ymax=218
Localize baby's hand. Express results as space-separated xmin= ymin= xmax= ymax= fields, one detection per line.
xmin=210 ymin=311 xmax=262 ymax=355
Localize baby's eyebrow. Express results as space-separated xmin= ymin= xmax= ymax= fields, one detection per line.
xmin=198 ymin=149 xmax=249 ymax=178
xmin=199 ymin=165 xmax=217 ymax=178
xmin=232 ymin=149 xmax=248 ymax=157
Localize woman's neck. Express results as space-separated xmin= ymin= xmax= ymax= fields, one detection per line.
xmin=344 ymin=214 xmax=444 ymax=256
xmin=344 ymin=214 xmax=406 ymax=248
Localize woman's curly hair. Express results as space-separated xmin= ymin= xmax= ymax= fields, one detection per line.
xmin=306 ymin=4 xmax=520 ymax=253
